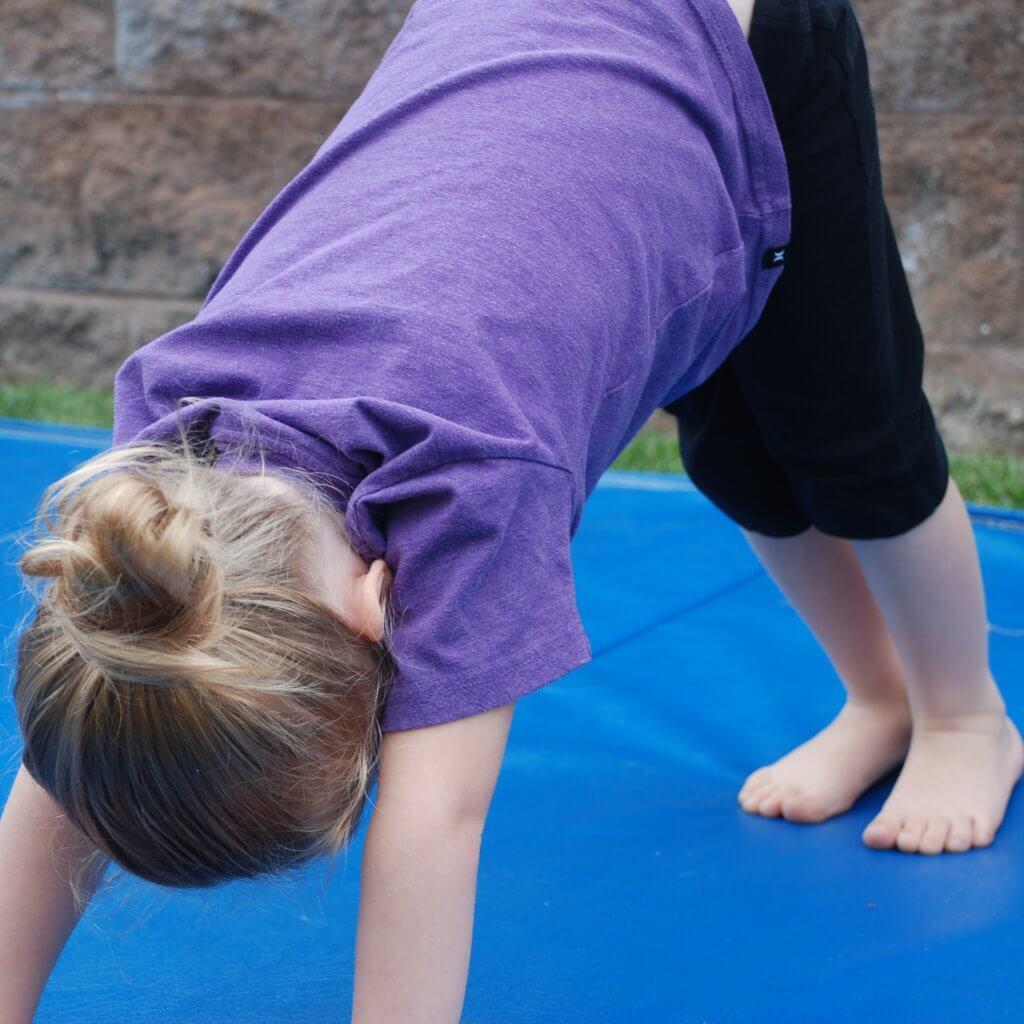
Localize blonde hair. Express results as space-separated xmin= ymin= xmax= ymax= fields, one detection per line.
xmin=13 ymin=432 xmax=392 ymax=891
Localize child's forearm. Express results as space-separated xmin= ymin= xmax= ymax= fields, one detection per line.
xmin=352 ymin=704 xmax=515 ymax=1024
xmin=0 ymin=767 xmax=104 ymax=1024
xmin=353 ymin=808 xmax=485 ymax=1024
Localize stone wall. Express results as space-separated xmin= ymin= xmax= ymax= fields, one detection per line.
xmin=1 ymin=0 xmax=1021 ymax=451
xmin=860 ymin=0 xmax=1023 ymax=453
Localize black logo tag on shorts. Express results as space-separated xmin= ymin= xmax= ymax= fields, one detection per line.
xmin=761 ymin=244 xmax=788 ymax=269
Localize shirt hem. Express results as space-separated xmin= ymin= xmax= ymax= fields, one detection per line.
xmin=346 ymin=453 xmax=578 ymax=562
xmin=380 ymin=622 xmax=593 ymax=732
xmin=208 ymin=420 xmax=360 ymax=505
xmin=210 ymin=422 xmax=579 ymax=522
xmin=684 ymin=0 xmax=792 ymax=219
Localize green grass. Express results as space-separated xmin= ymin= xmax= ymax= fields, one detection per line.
xmin=0 ymin=381 xmax=113 ymax=429
xmin=948 ymin=454 xmax=1024 ymax=511
xmin=610 ymin=428 xmax=684 ymax=474
xmin=2 ymin=381 xmax=1022 ymax=509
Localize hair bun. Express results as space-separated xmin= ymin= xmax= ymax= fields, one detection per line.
xmin=21 ymin=469 xmax=223 ymax=647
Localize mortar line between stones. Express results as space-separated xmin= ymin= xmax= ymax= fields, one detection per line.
xmin=0 ymin=285 xmax=199 ymax=311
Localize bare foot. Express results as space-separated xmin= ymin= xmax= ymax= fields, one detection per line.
xmin=739 ymin=699 xmax=912 ymax=824
xmin=862 ymin=712 xmax=1024 ymax=854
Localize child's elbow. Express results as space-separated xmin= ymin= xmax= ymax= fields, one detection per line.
xmin=399 ymin=786 xmax=495 ymax=838
xmin=375 ymin=703 xmax=514 ymax=836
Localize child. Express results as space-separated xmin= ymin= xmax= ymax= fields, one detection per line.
xmin=0 ymin=1 xmax=1018 ymax=1021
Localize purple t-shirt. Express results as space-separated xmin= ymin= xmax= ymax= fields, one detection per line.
xmin=113 ymin=0 xmax=791 ymax=731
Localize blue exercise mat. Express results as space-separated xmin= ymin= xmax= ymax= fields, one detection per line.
xmin=1 ymin=417 xmax=1022 ymax=1023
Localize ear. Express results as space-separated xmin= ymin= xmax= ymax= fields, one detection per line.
xmin=348 ymin=558 xmax=391 ymax=643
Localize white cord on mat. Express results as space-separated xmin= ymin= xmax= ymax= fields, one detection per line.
xmin=989 ymin=623 xmax=1024 ymax=638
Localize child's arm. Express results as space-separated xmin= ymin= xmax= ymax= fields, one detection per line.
xmin=353 ymin=702 xmax=515 ymax=1024
xmin=0 ymin=766 xmax=104 ymax=1024
xmin=0 ymin=700 xmax=512 ymax=1024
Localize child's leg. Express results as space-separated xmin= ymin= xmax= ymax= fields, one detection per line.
xmin=738 ymin=488 xmax=1024 ymax=852
xmin=737 ymin=525 xmax=911 ymax=823
xmin=853 ymin=480 xmax=1022 ymax=852
xmin=734 ymin=1 xmax=1021 ymax=850
xmin=667 ymin=0 xmax=1022 ymax=851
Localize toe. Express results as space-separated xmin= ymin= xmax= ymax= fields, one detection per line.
xmin=755 ymin=786 xmax=799 ymax=819
xmin=781 ymin=791 xmax=829 ymax=824
xmin=918 ymin=818 xmax=951 ymax=856
xmin=862 ymin=812 xmax=903 ymax=850
xmin=739 ymin=789 xmax=763 ymax=813
xmin=738 ymin=779 xmax=770 ymax=804
xmin=972 ymin=817 xmax=996 ymax=848
xmin=739 ymin=780 xmax=777 ymax=813
xmin=739 ymin=772 xmax=774 ymax=802
xmin=896 ymin=816 xmax=928 ymax=853
xmin=945 ymin=819 xmax=973 ymax=853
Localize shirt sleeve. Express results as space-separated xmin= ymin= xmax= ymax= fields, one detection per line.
xmin=345 ymin=457 xmax=592 ymax=731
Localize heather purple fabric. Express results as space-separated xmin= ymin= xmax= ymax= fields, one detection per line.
xmin=113 ymin=0 xmax=791 ymax=730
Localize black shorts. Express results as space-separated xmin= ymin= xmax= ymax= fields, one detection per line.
xmin=662 ymin=0 xmax=949 ymax=540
